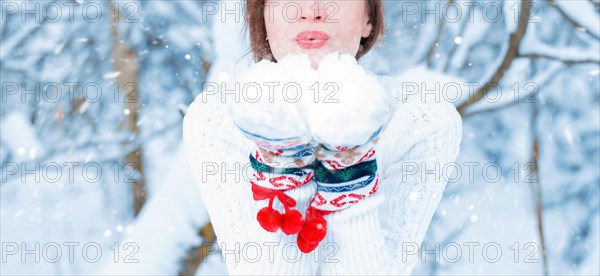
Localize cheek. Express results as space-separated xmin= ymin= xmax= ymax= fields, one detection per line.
xmin=264 ymin=10 xmax=286 ymax=38
xmin=264 ymin=24 xmax=288 ymax=55
xmin=332 ymin=18 xmax=367 ymax=46
xmin=334 ymin=4 xmax=369 ymax=40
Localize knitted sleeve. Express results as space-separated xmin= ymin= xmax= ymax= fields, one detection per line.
xmin=183 ymin=92 xmax=253 ymax=273
xmin=377 ymin=94 xmax=463 ymax=274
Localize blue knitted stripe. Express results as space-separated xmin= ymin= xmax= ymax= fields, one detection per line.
xmin=316 ymin=174 xmax=376 ymax=193
xmin=315 ymin=159 xmax=377 ymax=183
xmin=291 ymin=147 xmax=317 ymax=157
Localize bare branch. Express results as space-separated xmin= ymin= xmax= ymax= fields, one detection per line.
xmin=457 ymin=0 xmax=532 ymax=115
xmin=518 ymin=53 xmax=600 ymax=65
xmin=528 ymin=105 xmax=549 ymax=275
xmin=0 ymin=24 xmax=41 ymax=61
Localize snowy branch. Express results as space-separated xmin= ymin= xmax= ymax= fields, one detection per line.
xmin=529 ymin=103 xmax=549 ymax=275
xmin=443 ymin=12 xmax=470 ymax=72
xmin=2 ymin=120 xmax=179 ymax=186
xmin=0 ymin=24 xmax=40 ymax=61
xmin=517 ymin=53 xmax=600 ymax=65
xmin=547 ymin=0 xmax=600 ymax=40
xmin=457 ymin=0 xmax=532 ymax=115
xmin=519 ymin=31 xmax=600 ymax=65
xmin=426 ymin=0 xmax=454 ymax=67
xmin=463 ymin=62 xmax=563 ymax=117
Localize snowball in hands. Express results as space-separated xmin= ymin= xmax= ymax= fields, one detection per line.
xmin=299 ymin=52 xmax=393 ymax=147
xmin=229 ymin=52 xmax=392 ymax=146
xmin=228 ymin=54 xmax=316 ymax=139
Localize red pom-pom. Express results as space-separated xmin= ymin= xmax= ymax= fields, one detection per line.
xmin=297 ymin=236 xmax=319 ymax=253
xmin=298 ymin=216 xmax=327 ymax=244
xmin=257 ymin=207 xmax=282 ymax=232
xmin=281 ymin=210 xmax=304 ymax=235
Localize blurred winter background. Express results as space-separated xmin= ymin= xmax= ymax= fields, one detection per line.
xmin=1 ymin=0 xmax=598 ymax=275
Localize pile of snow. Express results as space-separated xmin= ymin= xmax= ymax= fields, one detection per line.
xmin=229 ymin=52 xmax=393 ymax=146
xmin=299 ymin=52 xmax=393 ymax=146
xmin=228 ymin=54 xmax=314 ymax=139
xmin=97 ymin=146 xmax=209 ymax=275
xmin=0 ymin=112 xmax=46 ymax=161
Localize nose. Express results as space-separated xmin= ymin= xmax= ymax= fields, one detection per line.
xmin=297 ymin=0 xmax=327 ymax=23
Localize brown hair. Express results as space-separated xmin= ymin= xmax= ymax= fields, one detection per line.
xmin=243 ymin=0 xmax=385 ymax=62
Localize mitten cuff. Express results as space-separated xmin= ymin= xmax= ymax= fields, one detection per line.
xmin=247 ymin=138 xmax=317 ymax=235
xmin=322 ymin=191 xmax=385 ymax=223
xmin=297 ymin=147 xmax=382 ymax=253
xmin=310 ymin=173 xmax=380 ymax=212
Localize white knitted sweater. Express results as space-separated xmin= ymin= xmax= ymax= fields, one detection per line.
xmin=183 ymin=83 xmax=463 ymax=275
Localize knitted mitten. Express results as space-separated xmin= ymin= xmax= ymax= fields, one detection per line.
xmin=296 ymin=52 xmax=393 ymax=254
xmin=224 ymin=54 xmax=325 ymax=274
xmin=296 ymin=130 xmax=384 ymax=254
xmin=311 ymin=138 xmax=390 ymax=274
xmin=241 ymin=130 xmax=317 ymax=234
xmin=229 ymin=53 xmax=319 ymax=236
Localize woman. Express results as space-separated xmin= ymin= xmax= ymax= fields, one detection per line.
xmin=183 ymin=0 xmax=462 ymax=274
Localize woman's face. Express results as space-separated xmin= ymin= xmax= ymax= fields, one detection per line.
xmin=264 ymin=0 xmax=372 ymax=68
